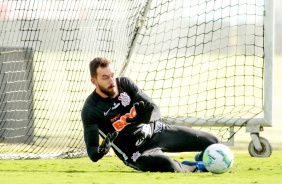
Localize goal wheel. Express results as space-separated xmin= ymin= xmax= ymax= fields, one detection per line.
xmin=248 ymin=137 xmax=272 ymax=157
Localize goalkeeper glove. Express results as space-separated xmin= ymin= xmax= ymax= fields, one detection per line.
xmin=99 ymin=131 xmax=119 ymax=155
xmin=126 ymin=101 xmax=154 ymax=124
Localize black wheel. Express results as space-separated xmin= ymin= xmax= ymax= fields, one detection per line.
xmin=248 ymin=137 xmax=272 ymax=157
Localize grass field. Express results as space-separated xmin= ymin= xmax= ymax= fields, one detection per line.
xmin=0 ymin=149 xmax=281 ymax=184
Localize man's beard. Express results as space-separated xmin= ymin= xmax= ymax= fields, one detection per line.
xmin=98 ymin=83 xmax=118 ymax=98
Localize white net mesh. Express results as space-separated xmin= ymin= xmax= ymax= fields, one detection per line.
xmin=0 ymin=0 xmax=268 ymax=159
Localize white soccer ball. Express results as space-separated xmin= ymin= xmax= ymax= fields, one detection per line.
xmin=202 ymin=143 xmax=234 ymax=174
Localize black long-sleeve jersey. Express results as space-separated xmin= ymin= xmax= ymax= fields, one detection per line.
xmin=81 ymin=77 xmax=161 ymax=163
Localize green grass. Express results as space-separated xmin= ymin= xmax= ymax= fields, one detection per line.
xmin=0 ymin=151 xmax=281 ymax=184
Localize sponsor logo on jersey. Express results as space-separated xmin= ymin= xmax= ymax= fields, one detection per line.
xmin=111 ymin=114 xmax=121 ymax=123
xmin=112 ymin=106 xmax=136 ymax=131
xmin=104 ymin=108 xmax=111 ymax=116
xmin=118 ymin=92 xmax=131 ymax=107
xmin=135 ymin=124 xmax=151 ymax=147
xmin=131 ymin=151 xmax=141 ymax=162
xmin=104 ymin=103 xmax=121 ymax=116
xmin=154 ymin=121 xmax=163 ymax=133
xmin=112 ymin=102 xmax=120 ymax=109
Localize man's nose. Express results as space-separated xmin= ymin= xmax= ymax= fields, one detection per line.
xmin=110 ymin=77 xmax=115 ymax=84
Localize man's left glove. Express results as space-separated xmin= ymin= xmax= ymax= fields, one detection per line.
xmin=126 ymin=101 xmax=154 ymax=124
xmin=99 ymin=131 xmax=119 ymax=155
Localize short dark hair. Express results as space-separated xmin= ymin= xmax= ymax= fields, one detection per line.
xmin=89 ymin=57 xmax=111 ymax=78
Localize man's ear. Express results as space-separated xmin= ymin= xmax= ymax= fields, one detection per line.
xmin=91 ymin=77 xmax=97 ymax=85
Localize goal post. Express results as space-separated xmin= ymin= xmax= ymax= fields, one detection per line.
xmin=0 ymin=0 xmax=274 ymax=159
xmin=245 ymin=0 xmax=274 ymax=157
xmin=262 ymin=0 xmax=274 ymax=127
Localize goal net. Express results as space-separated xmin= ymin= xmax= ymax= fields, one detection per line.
xmin=0 ymin=0 xmax=273 ymax=159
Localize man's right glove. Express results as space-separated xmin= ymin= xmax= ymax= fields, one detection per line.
xmin=126 ymin=101 xmax=154 ymax=124
xmin=99 ymin=131 xmax=119 ymax=155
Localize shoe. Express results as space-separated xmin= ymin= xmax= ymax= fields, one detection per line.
xmin=195 ymin=161 xmax=208 ymax=172
xmin=194 ymin=152 xmax=203 ymax=161
xmin=182 ymin=161 xmax=208 ymax=172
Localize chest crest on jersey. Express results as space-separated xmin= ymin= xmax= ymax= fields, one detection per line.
xmin=118 ymin=92 xmax=131 ymax=107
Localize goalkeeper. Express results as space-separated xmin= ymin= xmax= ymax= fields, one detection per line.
xmin=81 ymin=57 xmax=219 ymax=172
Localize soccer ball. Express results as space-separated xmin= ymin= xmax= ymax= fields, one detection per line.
xmin=202 ymin=143 xmax=234 ymax=174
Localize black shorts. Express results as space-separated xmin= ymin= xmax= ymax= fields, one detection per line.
xmin=124 ymin=121 xmax=219 ymax=172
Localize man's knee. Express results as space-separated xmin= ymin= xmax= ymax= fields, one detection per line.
xmin=135 ymin=155 xmax=177 ymax=172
